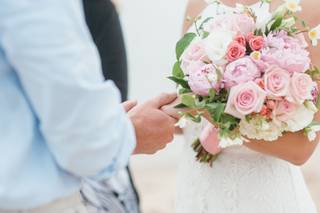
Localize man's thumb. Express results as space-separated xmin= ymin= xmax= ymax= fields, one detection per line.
xmin=122 ymin=100 xmax=137 ymax=112
xmin=148 ymin=93 xmax=177 ymax=108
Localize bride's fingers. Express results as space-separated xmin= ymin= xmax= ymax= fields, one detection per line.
xmin=122 ymin=100 xmax=138 ymax=112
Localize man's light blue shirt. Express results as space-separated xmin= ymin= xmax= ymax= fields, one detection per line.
xmin=0 ymin=0 xmax=136 ymax=209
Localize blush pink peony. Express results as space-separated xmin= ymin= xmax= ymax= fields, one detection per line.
xmin=205 ymin=14 xmax=255 ymax=35
xmin=261 ymin=47 xmax=311 ymax=74
xmin=225 ymin=81 xmax=267 ymax=119
xmin=188 ymin=64 xmax=220 ymax=96
xmin=223 ymin=57 xmax=261 ymax=89
xmin=181 ymin=41 xmax=207 ymax=74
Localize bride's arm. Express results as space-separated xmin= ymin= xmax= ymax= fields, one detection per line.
xmin=182 ymin=0 xmax=207 ymax=34
xmin=245 ymin=0 xmax=320 ymax=166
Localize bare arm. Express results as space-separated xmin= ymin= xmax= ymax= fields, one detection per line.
xmin=182 ymin=0 xmax=207 ymax=34
xmin=245 ymin=0 xmax=320 ymax=166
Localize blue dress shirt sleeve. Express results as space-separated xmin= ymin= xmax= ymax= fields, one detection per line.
xmin=0 ymin=0 xmax=136 ymax=179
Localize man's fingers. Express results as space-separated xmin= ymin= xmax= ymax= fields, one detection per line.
xmin=148 ymin=93 xmax=177 ymax=108
xmin=122 ymin=100 xmax=137 ymax=112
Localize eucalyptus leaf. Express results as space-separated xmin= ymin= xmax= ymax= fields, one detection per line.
xmin=176 ymin=32 xmax=197 ymax=60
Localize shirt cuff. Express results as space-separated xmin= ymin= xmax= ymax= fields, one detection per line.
xmin=92 ymin=113 xmax=136 ymax=181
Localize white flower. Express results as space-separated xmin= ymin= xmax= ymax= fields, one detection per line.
xmin=307 ymin=130 xmax=317 ymax=141
xmin=308 ymin=25 xmax=320 ymax=46
xmin=284 ymin=0 xmax=302 ymax=13
xmin=281 ymin=17 xmax=296 ymax=28
xmin=284 ymin=105 xmax=315 ymax=132
xmin=175 ymin=116 xmax=188 ymax=128
xmin=239 ymin=116 xmax=284 ymax=141
xmin=306 ymin=125 xmax=320 ymax=141
xmin=255 ymin=9 xmax=272 ymax=31
xmin=219 ymin=136 xmax=244 ymax=148
xmin=203 ymin=29 xmax=234 ymax=65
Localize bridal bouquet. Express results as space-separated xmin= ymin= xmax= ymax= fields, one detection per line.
xmin=169 ymin=0 xmax=320 ymax=165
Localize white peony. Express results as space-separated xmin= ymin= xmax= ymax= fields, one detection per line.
xmin=284 ymin=105 xmax=315 ymax=132
xmin=203 ymin=30 xmax=234 ymax=65
xmin=239 ymin=116 xmax=284 ymax=141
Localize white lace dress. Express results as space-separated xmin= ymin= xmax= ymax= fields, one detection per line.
xmin=176 ymin=3 xmax=318 ymax=213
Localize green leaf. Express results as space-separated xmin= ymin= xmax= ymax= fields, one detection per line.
xmin=208 ymin=89 xmax=216 ymax=102
xmin=181 ymin=95 xmax=196 ymax=108
xmin=199 ymin=17 xmax=214 ymax=31
xmin=202 ymin=31 xmax=210 ymax=39
xmin=172 ymin=61 xmax=184 ymax=78
xmin=316 ymin=94 xmax=320 ymax=110
xmin=167 ymin=76 xmax=190 ymax=89
xmin=179 ymin=88 xmax=192 ymax=94
xmin=213 ymin=103 xmax=225 ymax=122
xmin=270 ymin=16 xmax=283 ymax=31
xmin=174 ymin=103 xmax=188 ymax=109
xmin=176 ymin=32 xmax=197 ymax=60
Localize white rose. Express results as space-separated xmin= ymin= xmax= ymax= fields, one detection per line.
xmin=203 ymin=30 xmax=234 ymax=65
xmin=285 ymin=105 xmax=315 ymax=132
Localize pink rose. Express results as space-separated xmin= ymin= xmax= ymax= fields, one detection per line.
xmin=188 ymin=64 xmax=220 ymax=96
xmin=223 ymin=57 xmax=261 ymax=88
xmin=264 ymin=66 xmax=290 ymax=97
xmin=261 ymin=47 xmax=311 ymax=74
xmin=200 ymin=124 xmax=221 ymax=155
xmin=248 ymin=35 xmax=264 ymax=51
xmin=289 ymin=73 xmax=315 ymax=104
xmin=225 ymin=81 xmax=267 ymax=119
xmin=181 ymin=41 xmax=207 ymax=74
xmin=226 ymin=42 xmax=246 ymax=62
xmin=234 ymin=33 xmax=246 ymax=46
xmin=273 ymin=99 xmax=298 ymax=122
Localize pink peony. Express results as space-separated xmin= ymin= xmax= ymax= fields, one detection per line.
xmin=289 ymin=72 xmax=315 ymax=104
xmin=226 ymin=41 xmax=246 ymax=62
xmin=264 ymin=31 xmax=304 ymax=50
xmin=200 ymin=124 xmax=221 ymax=155
xmin=205 ymin=14 xmax=254 ymax=35
xmin=273 ymin=99 xmax=298 ymax=122
xmin=232 ymin=14 xmax=255 ymax=35
xmin=294 ymin=33 xmax=308 ymax=48
xmin=181 ymin=41 xmax=207 ymax=74
xmin=188 ymin=64 xmax=220 ymax=96
xmin=248 ymin=35 xmax=264 ymax=51
xmin=261 ymin=47 xmax=311 ymax=74
xmin=264 ymin=66 xmax=291 ymax=97
xmin=223 ymin=57 xmax=261 ymax=89
xmin=234 ymin=33 xmax=246 ymax=46
xmin=225 ymin=81 xmax=267 ymax=119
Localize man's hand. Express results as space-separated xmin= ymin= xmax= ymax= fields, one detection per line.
xmin=122 ymin=100 xmax=137 ymax=112
xmin=128 ymin=93 xmax=178 ymax=154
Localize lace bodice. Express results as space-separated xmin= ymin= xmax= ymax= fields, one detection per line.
xmin=176 ymin=2 xmax=317 ymax=213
